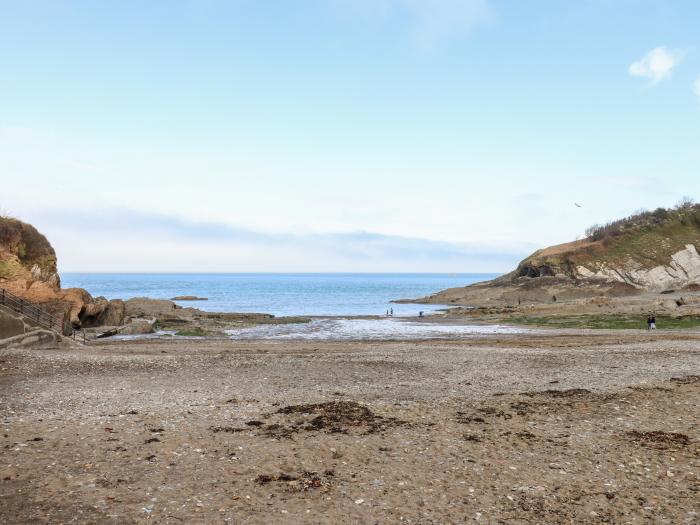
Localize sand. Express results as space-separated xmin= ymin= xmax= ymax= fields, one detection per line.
xmin=1 ymin=331 xmax=699 ymax=524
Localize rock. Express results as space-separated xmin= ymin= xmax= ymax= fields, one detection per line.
xmin=171 ymin=296 xmax=208 ymax=301
xmin=96 ymin=318 xmax=156 ymax=338
xmin=125 ymin=298 xmax=191 ymax=318
xmin=96 ymin=328 xmax=119 ymax=339
xmin=79 ymin=297 xmax=126 ymax=328
xmin=576 ymin=244 xmax=700 ymax=292
xmin=117 ymin=319 xmax=155 ymax=336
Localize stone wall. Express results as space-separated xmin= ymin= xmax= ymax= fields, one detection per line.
xmin=0 ymin=329 xmax=61 ymax=350
xmin=0 ymin=305 xmax=39 ymax=339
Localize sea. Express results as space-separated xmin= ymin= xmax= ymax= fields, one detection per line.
xmin=60 ymin=273 xmax=526 ymax=339
xmin=61 ymin=272 xmax=498 ymax=317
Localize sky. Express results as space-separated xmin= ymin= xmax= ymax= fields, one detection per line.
xmin=1 ymin=0 xmax=699 ymax=272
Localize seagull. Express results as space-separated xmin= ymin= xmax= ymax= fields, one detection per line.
xmin=574 ymin=202 xmax=582 ymax=208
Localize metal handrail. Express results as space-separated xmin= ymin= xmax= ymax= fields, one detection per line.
xmin=0 ymin=287 xmax=71 ymax=336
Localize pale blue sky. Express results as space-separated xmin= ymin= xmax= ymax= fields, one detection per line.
xmin=2 ymin=0 xmax=699 ymax=272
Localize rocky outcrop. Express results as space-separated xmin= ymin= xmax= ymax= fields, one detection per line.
xmin=124 ymin=297 xmax=193 ymax=319
xmin=95 ymin=318 xmax=156 ymax=338
xmin=1 ymin=217 xmax=277 ymax=337
xmin=0 ymin=216 xmax=126 ymax=331
xmin=1 ymin=217 xmax=61 ymax=300
xmin=575 ymin=244 xmax=700 ymax=292
xmin=411 ymin=205 xmax=700 ymax=307
xmin=117 ymin=318 xmax=155 ymax=335
xmin=78 ymin=297 xmax=126 ymax=327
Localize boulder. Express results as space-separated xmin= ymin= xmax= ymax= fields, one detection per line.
xmin=79 ymin=297 xmax=125 ymax=328
xmin=125 ymin=297 xmax=197 ymax=320
xmin=95 ymin=318 xmax=156 ymax=338
xmin=117 ymin=318 xmax=155 ymax=336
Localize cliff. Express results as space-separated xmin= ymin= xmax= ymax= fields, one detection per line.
xmin=0 ymin=216 xmax=60 ymax=290
xmin=415 ymin=203 xmax=700 ymax=307
xmin=0 ymin=216 xmax=122 ymax=331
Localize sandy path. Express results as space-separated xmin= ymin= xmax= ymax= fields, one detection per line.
xmin=1 ymin=331 xmax=699 ymax=523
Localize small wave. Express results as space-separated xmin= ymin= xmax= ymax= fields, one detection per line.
xmin=225 ymin=318 xmax=527 ymax=341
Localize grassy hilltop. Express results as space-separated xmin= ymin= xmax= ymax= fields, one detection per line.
xmin=515 ymin=202 xmax=700 ymax=280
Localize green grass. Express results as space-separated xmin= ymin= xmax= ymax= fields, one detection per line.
xmin=174 ymin=328 xmax=210 ymax=337
xmin=598 ymin=219 xmax=700 ymax=269
xmin=507 ymin=315 xmax=700 ymax=330
xmin=260 ymin=316 xmax=312 ymax=325
xmin=520 ymin=206 xmax=700 ymax=274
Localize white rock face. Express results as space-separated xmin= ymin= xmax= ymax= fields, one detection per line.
xmin=576 ymin=244 xmax=700 ymax=291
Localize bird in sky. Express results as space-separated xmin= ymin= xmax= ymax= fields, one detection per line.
xmin=574 ymin=202 xmax=582 ymax=208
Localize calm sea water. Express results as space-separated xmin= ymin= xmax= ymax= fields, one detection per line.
xmin=60 ymin=273 xmax=498 ymax=317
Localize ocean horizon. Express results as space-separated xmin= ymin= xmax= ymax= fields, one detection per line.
xmin=61 ymin=272 xmax=499 ymax=317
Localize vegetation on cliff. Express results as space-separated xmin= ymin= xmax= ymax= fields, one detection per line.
xmin=516 ymin=201 xmax=700 ymax=278
xmin=0 ymin=216 xmax=58 ymax=283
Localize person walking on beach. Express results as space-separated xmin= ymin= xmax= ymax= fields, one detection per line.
xmin=647 ymin=315 xmax=657 ymax=330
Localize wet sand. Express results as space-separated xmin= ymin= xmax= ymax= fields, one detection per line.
xmin=1 ymin=331 xmax=699 ymax=523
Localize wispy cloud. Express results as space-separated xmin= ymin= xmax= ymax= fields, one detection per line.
xmin=334 ymin=0 xmax=494 ymax=46
xmin=403 ymin=0 xmax=494 ymax=45
xmin=629 ymin=46 xmax=683 ymax=84
xmin=25 ymin=208 xmax=533 ymax=272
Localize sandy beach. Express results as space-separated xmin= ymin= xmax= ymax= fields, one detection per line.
xmin=1 ymin=330 xmax=699 ymax=524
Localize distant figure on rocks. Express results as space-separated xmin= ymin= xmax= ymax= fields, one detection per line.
xmin=647 ymin=315 xmax=657 ymax=330
xmin=552 ymin=295 xmax=557 ymax=302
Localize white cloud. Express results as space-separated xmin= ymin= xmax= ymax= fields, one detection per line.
xmin=629 ymin=47 xmax=683 ymax=84
xmin=694 ymin=76 xmax=700 ymax=98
